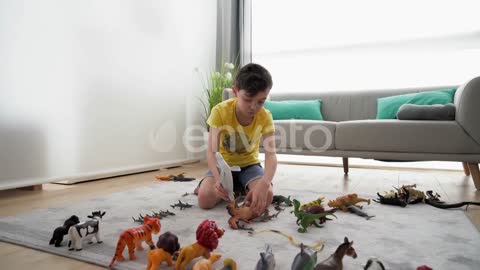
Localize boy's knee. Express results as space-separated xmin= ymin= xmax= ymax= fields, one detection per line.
xmin=198 ymin=197 xmax=217 ymax=209
xmin=197 ymin=190 xmax=219 ymax=209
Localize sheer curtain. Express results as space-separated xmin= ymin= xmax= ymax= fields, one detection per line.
xmin=252 ymin=0 xmax=480 ymax=92
xmin=216 ymin=0 xmax=252 ymax=67
xmin=251 ymin=0 xmax=478 ymax=170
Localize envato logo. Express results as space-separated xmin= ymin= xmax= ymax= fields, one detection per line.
xmin=150 ymin=122 xmax=333 ymax=153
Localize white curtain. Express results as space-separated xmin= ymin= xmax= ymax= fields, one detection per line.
xmin=217 ymin=0 xmax=252 ymax=67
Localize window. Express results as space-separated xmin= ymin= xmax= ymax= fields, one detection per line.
xmin=252 ymin=0 xmax=480 ymax=92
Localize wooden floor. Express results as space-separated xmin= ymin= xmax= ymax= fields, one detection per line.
xmin=1 ymin=162 xmax=479 ymax=270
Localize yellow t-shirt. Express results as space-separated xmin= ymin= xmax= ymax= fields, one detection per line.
xmin=207 ymin=98 xmax=275 ymax=167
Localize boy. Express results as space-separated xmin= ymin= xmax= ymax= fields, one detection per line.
xmin=196 ymin=63 xmax=277 ymax=215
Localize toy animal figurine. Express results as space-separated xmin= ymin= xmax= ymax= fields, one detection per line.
xmin=255 ymin=244 xmax=275 ymax=270
xmin=109 ymin=215 xmax=161 ymax=268
xmin=314 ymin=237 xmax=357 ymax=270
xmin=218 ymin=258 xmax=237 ymax=270
xmin=68 ymin=211 xmax=105 ymax=251
xmin=253 ymin=208 xmax=283 ymax=223
xmin=291 ymin=243 xmax=318 ymax=270
xmin=272 ymin=194 xmax=293 ymax=207
xmin=156 ymin=172 xmax=196 ymax=182
xmin=215 ymin=152 xmax=240 ymax=201
xmin=416 ymin=265 xmax=433 ymax=270
xmin=304 ymin=205 xmax=337 ymax=225
xmin=250 ymin=229 xmax=324 ymax=251
xmin=146 ymin=231 xmax=180 ymax=270
xmin=192 ymin=253 xmax=221 ymax=270
xmin=49 ymin=215 xmax=80 ymax=247
xmin=171 ymin=200 xmax=193 ymax=210
xmin=175 ymin=220 xmax=225 ymax=270
xmin=226 ymin=200 xmax=262 ymax=229
xmin=134 ymin=210 xmax=175 ymax=222
xmin=327 ymin=194 xmax=370 ymax=212
xmin=347 ymin=205 xmax=375 ymax=220
xmin=374 ymin=190 xmax=408 ymax=207
xmin=425 ymin=190 xmax=480 ymax=209
xmin=293 ymin=199 xmax=336 ymax=233
xmin=364 ymin=258 xmax=385 ymax=270
xmin=379 ymin=184 xmax=424 ymax=205
xmin=300 ymin=197 xmax=326 ymax=211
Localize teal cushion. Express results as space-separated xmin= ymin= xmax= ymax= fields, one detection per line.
xmin=376 ymin=89 xmax=456 ymax=119
xmin=264 ymin=100 xmax=323 ymax=120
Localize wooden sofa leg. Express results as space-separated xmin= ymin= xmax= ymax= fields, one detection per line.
xmin=462 ymin=162 xmax=471 ymax=176
xmin=467 ymin=163 xmax=480 ymax=190
xmin=343 ymin=157 xmax=349 ymax=175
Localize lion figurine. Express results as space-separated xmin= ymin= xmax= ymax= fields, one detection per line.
xmin=175 ymin=219 xmax=225 ymax=270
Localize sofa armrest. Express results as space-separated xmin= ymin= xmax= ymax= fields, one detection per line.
xmin=222 ymin=88 xmax=234 ymax=101
xmin=455 ymin=76 xmax=480 ymax=145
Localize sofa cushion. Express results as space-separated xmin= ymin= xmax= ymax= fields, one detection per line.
xmin=264 ymin=100 xmax=323 ymax=120
xmin=376 ymin=89 xmax=456 ymax=119
xmin=272 ymin=120 xmax=336 ymax=151
xmin=335 ymin=120 xmax=480 ymax=154
xmin=396 ymin=103 xmax=456 ymax=120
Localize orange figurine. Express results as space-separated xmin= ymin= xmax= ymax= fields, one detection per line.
xmin=109 ymin=216 xmax=161 ymax=268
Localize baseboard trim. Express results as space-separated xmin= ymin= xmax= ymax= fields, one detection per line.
xmin=52 ymin=158 xmax=200 ymax=185
xmin=0 ymin=158 xmax=199 ymax=190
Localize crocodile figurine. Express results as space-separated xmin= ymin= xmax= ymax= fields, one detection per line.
xmin=327 ymin=194 xmax=371 ymax=212
xmin=132 ymin=210 xmax=175 ymax=223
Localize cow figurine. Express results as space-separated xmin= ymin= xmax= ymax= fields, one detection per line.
xmin=68 ymin=210 xmax=105 ymax=251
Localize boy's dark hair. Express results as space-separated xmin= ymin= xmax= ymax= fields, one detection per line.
xmin=234 ymin=63 xmax=272 ymax=96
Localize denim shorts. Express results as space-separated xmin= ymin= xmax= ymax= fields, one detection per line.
xmin=204 ymin=163 xmax=264 ymax=194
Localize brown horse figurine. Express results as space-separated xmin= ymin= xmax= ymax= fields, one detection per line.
xmin=314 ymin=237 xmax=357 ymax=270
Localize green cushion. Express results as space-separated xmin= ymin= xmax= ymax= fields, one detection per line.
xmin=264 ymin=100 xmax=323 ymax=120
xmin=376 ymin=88 xmax=456 ymax=119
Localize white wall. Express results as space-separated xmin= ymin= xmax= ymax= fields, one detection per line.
xmin=0 ymin=0 xmax=216 ymax=189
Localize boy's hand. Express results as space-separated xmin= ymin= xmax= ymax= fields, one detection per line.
xmin=245 ymin=179 xmax=270 ymax=215
xmin=214 ymin=181 xmax=231 ymax=202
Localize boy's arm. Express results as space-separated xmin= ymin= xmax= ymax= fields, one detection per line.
xmin=261 ymin=132 xmax=277 ymax=185
xmin=247 ymin=132 xmax=277 ymax=215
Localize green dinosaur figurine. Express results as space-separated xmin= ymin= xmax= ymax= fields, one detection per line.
xmin=292 ymin=199 xmax=336 ymax=233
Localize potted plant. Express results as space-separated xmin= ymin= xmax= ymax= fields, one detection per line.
xmin=199 ymin=62 xmax=238 ymax=128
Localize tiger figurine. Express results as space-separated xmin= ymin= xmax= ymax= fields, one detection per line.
xmin=109 ymin=215 xmax=161 ymax=268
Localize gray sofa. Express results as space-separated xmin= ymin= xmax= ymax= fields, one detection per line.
xmin=223 ymin=76 xmax=480 ymax=190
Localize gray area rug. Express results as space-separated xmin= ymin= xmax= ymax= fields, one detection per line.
xmin=1 ymin=179 xmax=479 ymax=270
